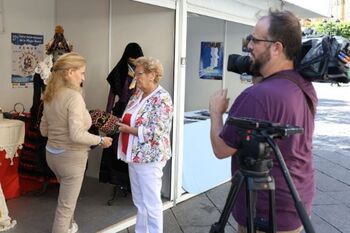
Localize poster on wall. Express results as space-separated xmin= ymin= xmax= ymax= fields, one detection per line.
xmin=11 ymin=33 xmax=44 ymax=88
xmin=199 ymin=41 xmax=224 ymax=80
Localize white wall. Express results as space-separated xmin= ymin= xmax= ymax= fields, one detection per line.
xmin=185 ymin=15 xmax=224 ymax=111
xmin=185 ymin=14 xmax=253 ymax=111
xmin=111 ymin=0 xmax=175 ymax=96
xmin=225 ymin=21 xmax=253 ymax=106
xmin=0 ymin=0 xmax=55 ymax=112
xmin=56 ymin=0 xmax=110 ymax=111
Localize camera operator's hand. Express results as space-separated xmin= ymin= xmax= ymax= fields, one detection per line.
xmin=209 ymin=89 xmax=230 ymax=115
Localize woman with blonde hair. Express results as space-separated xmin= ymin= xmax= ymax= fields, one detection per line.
xmin=40 ymin=52 xmax=112 ymax=233
xmin=117 ymin=57 xmax=173 ymax=233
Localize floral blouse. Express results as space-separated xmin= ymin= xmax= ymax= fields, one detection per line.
xmin=117 ymin=85 xmax=173 ymax=163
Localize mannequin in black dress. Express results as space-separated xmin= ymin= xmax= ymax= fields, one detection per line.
xmin=100 ymin=43 xmax=144 ymax=204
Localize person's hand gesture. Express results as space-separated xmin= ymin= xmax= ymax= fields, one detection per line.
xmin=209 ymin=88 xmax=230 ymax=116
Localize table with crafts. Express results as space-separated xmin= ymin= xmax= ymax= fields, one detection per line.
xmin=0 ymin=118 xmax=25 ymax=231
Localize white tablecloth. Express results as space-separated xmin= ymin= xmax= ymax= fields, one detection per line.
xmin=0 ymin=119 xmax=25 ymax=165
xmin=0 ymin=119 xmax=24 ymax=231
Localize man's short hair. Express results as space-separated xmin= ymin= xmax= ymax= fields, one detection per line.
xmin=266 ymin=9 xmax=302 ymax=60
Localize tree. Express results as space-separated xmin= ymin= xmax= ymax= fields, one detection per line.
xmin=309 ymin=20 xmax=350 ymax=39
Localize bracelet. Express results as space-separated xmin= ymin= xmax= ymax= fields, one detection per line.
xmin=98 ymin=137 xmax=104 ymax=146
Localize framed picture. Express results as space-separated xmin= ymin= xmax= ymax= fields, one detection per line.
xmin=199 ymin=41 xmax=224 ymax=80
xmin=11 ymin=33 xmax=43 ymax=88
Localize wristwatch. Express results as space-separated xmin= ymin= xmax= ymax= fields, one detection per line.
xmin=98 ymin=137 xmax=104 ymax=146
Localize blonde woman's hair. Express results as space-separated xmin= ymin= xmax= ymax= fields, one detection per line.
xmin=134 ymin=57 xmax=163 ymax=84
xmin=42 ymin=52 xmax=86 ymax=102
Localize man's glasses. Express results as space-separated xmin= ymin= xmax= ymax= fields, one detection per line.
xmin=246 ymin=34 xmax=278 ymax=44
xmin=242 ymin=34 xmax=282 ymax=52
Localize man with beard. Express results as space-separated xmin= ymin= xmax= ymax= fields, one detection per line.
xmin=209 ymin=10 xmax=317 ymax=233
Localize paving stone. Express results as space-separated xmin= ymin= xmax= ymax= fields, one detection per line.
xmin=206 ymin=182 xmax=237 ymax=227
xmin=315 ymin=170 xmax=350 ymax=192
xmin=313 ymin=189 xmax=340 ymax=205
xmin=314 ymin=160 xmax=350 ymax=186
xmin=206 ymin=182 xmax=232 ymax=211
xmin=314 ymin=149 xmax=350 ymax=167
xmin=164 ymin=209 xmax=183 ymax=233
xmin=172 ymin=194 xmax=221 ymax=227
xmin=313 ymin=204 xmax=350 ymax=233
xmin=326 ymin=191 xmax=350 ymax=204
xmin=310 ymin=211 xmax=342 ymax=233
xmin=181 ymin=224 xmax=236 ymax=233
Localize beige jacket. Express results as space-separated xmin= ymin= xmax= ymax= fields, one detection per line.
xmin=40 ymin=87 xmax=100 ymax=151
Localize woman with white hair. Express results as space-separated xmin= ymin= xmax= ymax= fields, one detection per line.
xmin=117 ymin=57 xmax=173 ymax=233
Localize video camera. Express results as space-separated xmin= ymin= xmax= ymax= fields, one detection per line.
xmin=228 ymin=35 xmax=350 ymax=84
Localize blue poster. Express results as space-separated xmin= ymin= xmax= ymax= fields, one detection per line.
xmin=199 ymin=41 xmax=224 ymax=80
xmin=11 ymin=33 xmax=44 ymax=88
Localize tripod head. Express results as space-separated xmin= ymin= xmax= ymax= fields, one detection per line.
xmin=227 ymin=117 xmax=304 ymax=175
xmin=227 ymin=117 xmax=304 ymax=138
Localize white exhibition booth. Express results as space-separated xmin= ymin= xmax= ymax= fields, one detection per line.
xmin=0 ymin=0 xmax=327 ymax=232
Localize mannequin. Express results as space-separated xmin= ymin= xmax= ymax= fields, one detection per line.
xmin=100 ymin=43 xmax=143 ymax=204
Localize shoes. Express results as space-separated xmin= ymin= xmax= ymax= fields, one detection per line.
xmin=67 ymin=222 xmax=78 ymax=233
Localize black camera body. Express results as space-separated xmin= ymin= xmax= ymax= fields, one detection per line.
xmin=228 ymin=35 xmax=350 ymax=84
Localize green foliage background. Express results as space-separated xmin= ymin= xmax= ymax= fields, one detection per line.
xmin=310 ymin=21 xmax=350 ymax=38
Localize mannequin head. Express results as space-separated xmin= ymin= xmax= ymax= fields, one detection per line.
xmin=46 ymin=25 xmax=73 ymax=63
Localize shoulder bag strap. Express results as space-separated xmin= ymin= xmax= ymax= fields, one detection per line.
xmin=276 ymin=75 xmax=315 ymax=117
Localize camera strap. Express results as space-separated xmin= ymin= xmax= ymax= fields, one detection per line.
xmin=268 ymin=75 xmax=315 ymax=117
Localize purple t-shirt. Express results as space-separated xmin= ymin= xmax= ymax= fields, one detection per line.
xmin=220 ymin=70 xmax=317 ymax=231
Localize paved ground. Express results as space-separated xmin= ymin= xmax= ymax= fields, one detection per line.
xmin=121 ymin=82 xmax=350 ymax=233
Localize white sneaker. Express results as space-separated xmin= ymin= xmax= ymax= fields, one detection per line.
xmin=67 ymin=222 xmax=78 ymax=233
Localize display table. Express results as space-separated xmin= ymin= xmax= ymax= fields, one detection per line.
xmin=182 ymin=110 xmax=231 ymax=194
xmin=0 ymin=119 xmax=25 ymax=231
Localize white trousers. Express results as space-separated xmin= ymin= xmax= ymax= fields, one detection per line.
xmin=129 ymin=161 xmax=166 ymax=233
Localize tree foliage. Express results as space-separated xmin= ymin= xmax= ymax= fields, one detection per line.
xmin=309 ymin=20 xmax=350 ymax=39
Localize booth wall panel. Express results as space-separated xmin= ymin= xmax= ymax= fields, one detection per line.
xmin=0 ymin=0 xmax=55 ymax=112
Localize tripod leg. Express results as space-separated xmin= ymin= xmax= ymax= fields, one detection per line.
xmin=267 ymin=137 xmax=315 ymax=233
xmin=245 ymin=176 xmax=276 ymax=233
xmin=246 ymin=178 xmax=257 ymax=233
xmin=267 ymin=188 xmax=276 ymax=233
xmin=210 ymin=171 xmax=245 ymax=233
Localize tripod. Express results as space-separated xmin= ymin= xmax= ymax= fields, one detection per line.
xmin=210 ymin=117 xmax=315 ymax=233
